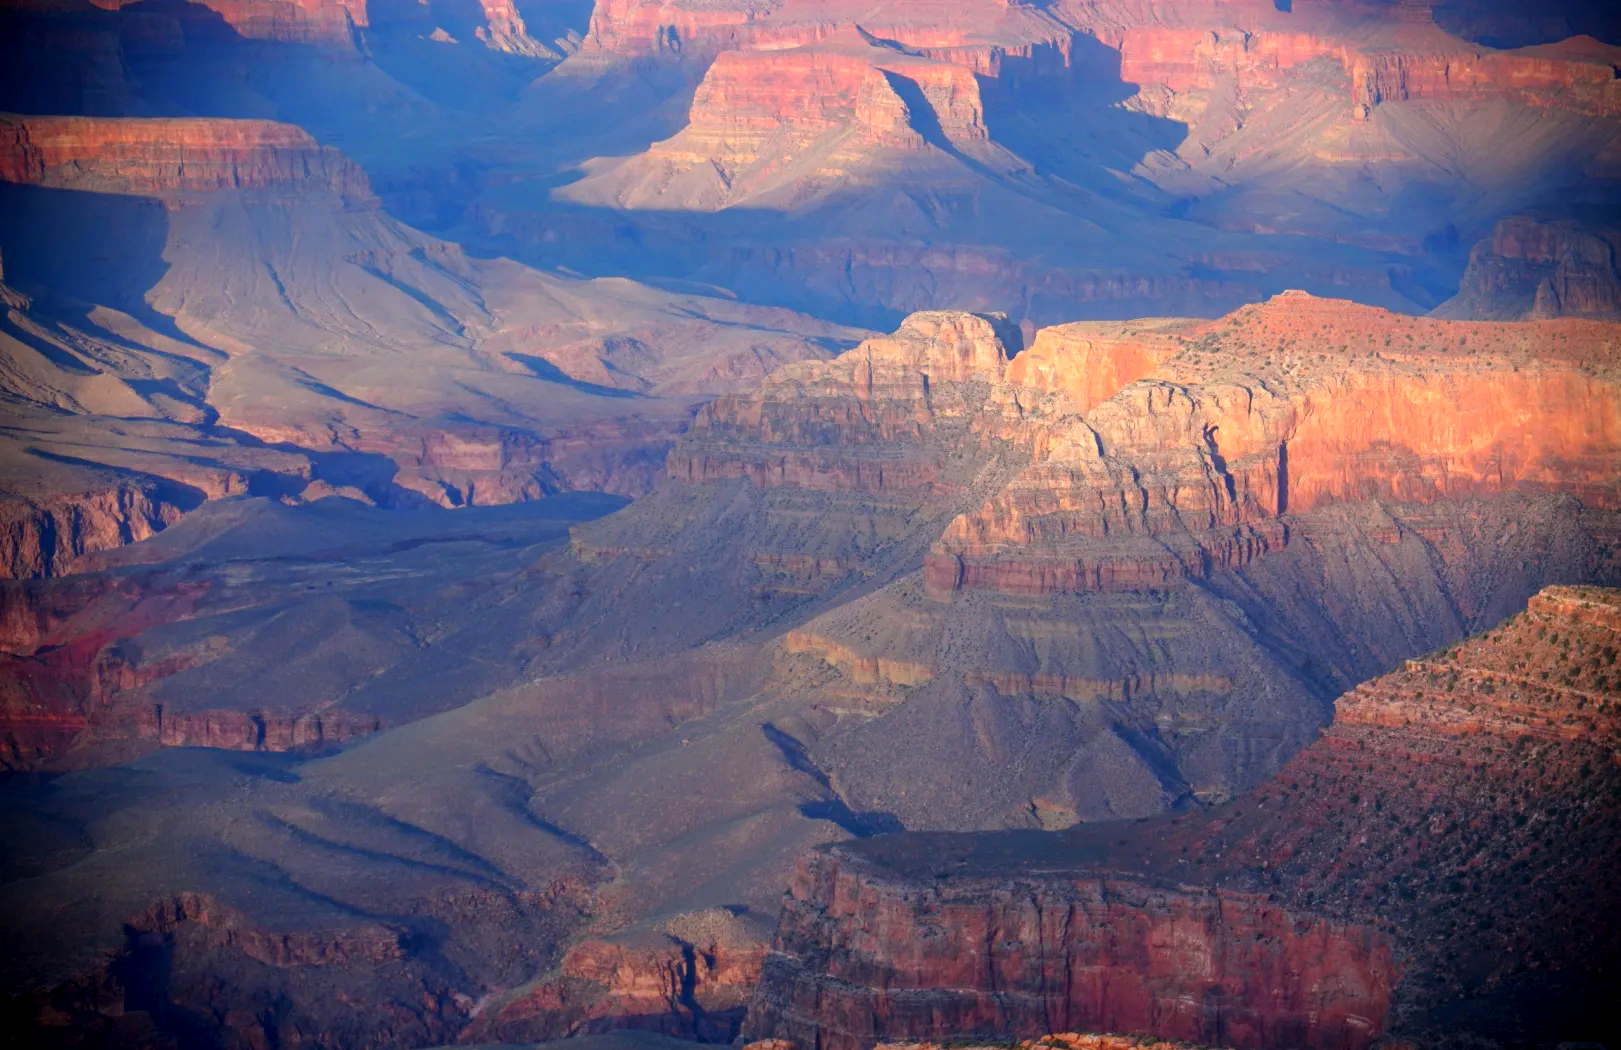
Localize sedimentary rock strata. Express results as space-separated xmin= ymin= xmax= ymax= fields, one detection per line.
xmin=0 ymin=116 xmax=860 ymax=574
xmin=1113 ymin=22 xmax=1621 ymax=119
xmin=0 ymin=483 xmax=184 ymax=580
xmin=580 ymin=0 xmax=1077 ymax=71
xmin=929 ymin=292 xmax=1621 ymax=596
xmin=93 ymin=0 xmax=369 ymax=46
xmin=0 ymin=113 xmax=374 ymax=200
xmin=750 ymin=852 xmax=1394 ymax=1050
xmin=746 ymin=585 xmax=1621 ymax=1047
xmin=542 ymin=0 xmax=1621 ymax=325
xmin=4 ymin=296 xmax=1621 ymax=1049
xmin=1438 ymin=212 xmax=1621 ymax=320
xmin=466 ymin=912 xmax=767 ymax=1043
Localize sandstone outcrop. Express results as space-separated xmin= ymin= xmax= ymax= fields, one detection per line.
xmin=473 ymin=0 xmax=563 ymax=57
xmin=130 ymin=892 xmax=404 ymax=968
xmin=1114 ymin=24 xmax=1621 ymax=119
xmin=572 ymin=310 xmax=1029 ymax=616
xmin=580 ymin=0 xmax=1077 ymax=73
xmin=1347 ymin=37 xmax=1621 ymax=119
xmin=665 ymin=310 xmax=1016 ymax=499
xmin=745 ymin=585 xmax=1621 ymax=1047
xmin=563 ymin=31 xmax=994 ymax=211
xmin=749 ymin=851 xmax=1394 ymax=1050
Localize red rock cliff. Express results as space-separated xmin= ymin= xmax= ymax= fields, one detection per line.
xmin=581 ymin=0 xmax=1076 ymax=74
xmin=666 ymin=310 xmax=1016 ymax=498
xmin=0 ymin=482 xmax=184 ymax=580
xmin=927 ymin=294 xmax=1621 ymax=596
xmin=0 ymin=115 xmax=374 ymax=201
xmin=1108 ymin=18 xmax=1621 ymax=120
xmin=465 ymin=913 xmax=767 ymax=1043
xmin=1437 ymin=213 xmax=1621 ymax=321
xmin=746 ymin=850 xmax=1394 ymax=1050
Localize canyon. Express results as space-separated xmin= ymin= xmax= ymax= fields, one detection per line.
xmin=475 ymin=0 xmax=1621 ymax=324
xmin=0 ymin=0 xmax=1618 ymax=1048
xmin=4 ymin=299 xmax=1619 ymax=1050
xmin=747 ymin=584 xmax=1621 ymax=1047
xmin=0 ymin=112 xmax=864 ymax=578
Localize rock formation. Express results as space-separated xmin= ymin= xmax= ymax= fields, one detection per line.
xmin=745 ymin=585 xmax=1621 ymax=1048
xmin=85 ymin=0 xmax=370 ymax=46
xmin=560 ymin=27 xmax=1000 ymax=214
xmin=0 ymin=2 xmax=1618 ymax=1046
xmin=1436 ymin=212 xmax=1621 ymax=320
xmin=0 ymin=115 xmax=863 ymax=576
xmin=752 ymin=854 xmax=1394 ymax=1050
xmin=579 ymin=0 xmax=1077 ymax=71
xmin=4 ymin=303 xmax=1620 ymax=1049
xmin=0 ymin=482 xmax=184 ymax=581
xmin=467 ymin=0 xmax=1621 ymax=324
xmin=1112 ymin=22 xmax=1621 ymax=120
xmin=466 ymin=911 xmax=767 ymax=1043
xmin=0 ymin=114 xmax=375 ymax=200
xmin=930 ymin=292 xmax=1621 ymax=597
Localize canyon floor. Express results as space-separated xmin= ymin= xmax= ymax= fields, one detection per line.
xmin=2 ymin=0 xmax=1620 ymax=1048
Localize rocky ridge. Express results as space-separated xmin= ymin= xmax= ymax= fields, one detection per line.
xmin=542 ymin=0 xmax=1621 ymax=318
xmin=0 ymin=113 xmax=375 ymax=200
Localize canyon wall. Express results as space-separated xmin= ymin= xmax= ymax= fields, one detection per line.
xmin=1348 ymin=41 xmax=1621 ymax=118
xmin=563 ymin=32 xmax=993 ymax=211
xmin=747 ymin=851 xmax=1394 ymax=1050
xmin=580 ymin=0 xmax=1077 ymax=73
xmin=1437 ymin=213 xmax=1621 ymax=320
xmin=744 ymin=584 xmax=1621 ymax=1047
xmin=466 ymin=915 xmax=767 ymax=1043
xmin=0 ymin=483 xmax=183 ymax=580
xmin=0 ymin=114 xmax=374 ymax=201
xmin=928 ymin=294 xmax=1621 ymax=596
xmin=95 ymin=0 xmax=368 ymax=46
xmin=1109 ymin=17 xmax=1621 ymax=120
xmin=664 ymin=310 xmax=1015 ymax=499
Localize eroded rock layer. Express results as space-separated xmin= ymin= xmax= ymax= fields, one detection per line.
xmin=746 ymin=585 xmax=1621 ymax=1047
xmin=0 ymin=113 xmax=374 ymax=200
xmin=92 ymin=0 xmax=369 ymax=46
xmin=6 ymin=301 xmax=1621 ymax=1049
xmin=752 ymin=855 xmax=1393 ymax=1050
xmin=1438 ymin=212 xmax=1621 ymax=320
xmin=0 ymin=116 xmax=862 ymax=577
xmin=929 ymin=292 xmax=1621 ymax=597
